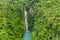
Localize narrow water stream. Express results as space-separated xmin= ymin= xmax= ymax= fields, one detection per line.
xmin=24 ymin=7 xmax=28 ymax=32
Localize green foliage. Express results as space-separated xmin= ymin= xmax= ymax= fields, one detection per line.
xmin=31 ymin=0 xmax=60 ymax=40
xmin=0 ymin=0 xmax=24 ymax=40
xmin=0 ymin=0 xmax=60 ymax=40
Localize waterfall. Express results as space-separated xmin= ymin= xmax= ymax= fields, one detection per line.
xmin=24 ymin=7 xmax=28 ymax=32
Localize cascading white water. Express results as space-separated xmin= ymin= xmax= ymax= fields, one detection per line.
xmin=24 ymin=7 xmax=28 ymax=32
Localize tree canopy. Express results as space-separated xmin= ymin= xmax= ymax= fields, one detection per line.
xmin=0 ymin=0 xmax=60 ymax=40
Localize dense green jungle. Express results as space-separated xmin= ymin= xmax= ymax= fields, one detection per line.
xmin=0 ymin=0 xmax=60 ymax=40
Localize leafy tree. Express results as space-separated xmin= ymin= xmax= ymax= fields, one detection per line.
xmin=0 ymin=0 xmax=60 ymax=40
xmin=31 ymin=0 xmax=60 ymax=40
xmin=0 ymin=0 xmax=24 ymax=40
